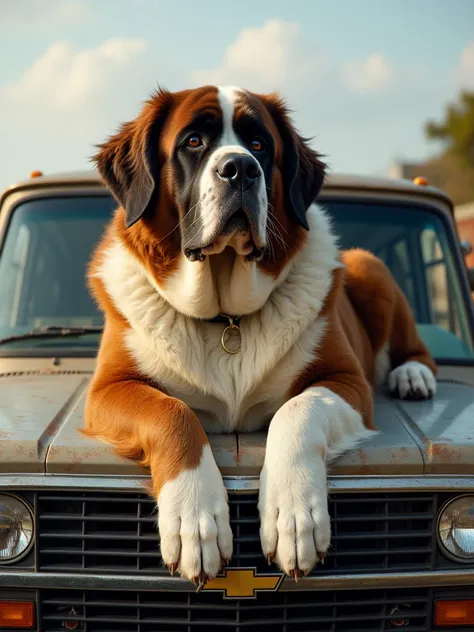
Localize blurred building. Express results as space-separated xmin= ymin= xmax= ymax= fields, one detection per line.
xmin=388 ymin=158 xmax=474 ymax=207
xmin=388 ymin=161 xmax=426 ymax=180
xmin=388 ymin=160 xmax=446 ymax=190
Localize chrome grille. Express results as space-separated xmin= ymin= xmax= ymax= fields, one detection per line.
xmin=37 ymin=491 xmax=435 ymax=575
xmin=39 ymin=588 xmax=431 ymax=631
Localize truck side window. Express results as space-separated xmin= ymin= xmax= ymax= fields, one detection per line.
xmin=327 ymin=200 xmax=474 ymax=361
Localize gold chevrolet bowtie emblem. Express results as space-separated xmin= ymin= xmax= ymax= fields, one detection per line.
xmin=202 ymin=567 xmax=284 ymax=599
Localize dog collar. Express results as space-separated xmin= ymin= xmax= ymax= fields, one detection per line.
xmin=207 ymin=313 xmax=242 ymax=325
xmin=206 ymin=313 xmax=242 ymax=354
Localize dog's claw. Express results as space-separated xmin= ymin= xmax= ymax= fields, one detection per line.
xmin=288 ymin=569 xmax=302 ymax=583
xmin=194 ymin=571 xmax=208 ymax=593
xmin=267 ymin=554 xmax=274 ymax=566
xmin=169 ymin=563 xmax=177 ymax=576
xmin=317 ymin=551 xmax=326 ymax=564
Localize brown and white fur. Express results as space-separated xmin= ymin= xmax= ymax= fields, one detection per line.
xmin=84 ymin=85 xmax=437 ymax=587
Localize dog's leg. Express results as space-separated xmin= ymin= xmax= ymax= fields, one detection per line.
xmin=386 ymin=281 xmax=437 ymax=400
xmin=342 ymin=248 xmax=438 ymax=400
xmin=258 ymin=311 xmax=375 ymax=579
xmin=83 ymin=322 xmax=233 ymax=585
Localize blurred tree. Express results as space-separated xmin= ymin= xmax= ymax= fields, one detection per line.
xmin=423 ymin=90 xmax=474 ymax=204
xmin=425 ymin=90 xmax=474 ymax=169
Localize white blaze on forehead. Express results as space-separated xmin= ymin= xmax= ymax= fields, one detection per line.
xmin=217 ymin=85 xmax=244 ymax=146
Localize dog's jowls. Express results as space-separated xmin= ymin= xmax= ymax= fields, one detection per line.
xmin=83 ymin=85 xmax=437 ymax=586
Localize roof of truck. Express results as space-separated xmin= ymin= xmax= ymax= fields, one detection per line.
xmin=1 ymin=169 xmax=454 ymax=210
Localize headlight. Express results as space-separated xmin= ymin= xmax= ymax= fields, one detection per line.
xmin=438 ymin=494 xmax=474 ymax=562
xmin=0 ymin=493 xmax=34 ymax=564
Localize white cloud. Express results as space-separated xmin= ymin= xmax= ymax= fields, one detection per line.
xmin=192 ymin=19 xmax=326 ymax=93
xmin=458 ymin=41 xmax=474 ymax=89
xmin=0 ymin=38 xmax=185 ymax=184
xmin=5 ymin=39 xmax=148 ymax=108
xmin=0 ymin=1 xmax=92 ymax=28
xmin=340 ymin=54 xmax=393 ymax=94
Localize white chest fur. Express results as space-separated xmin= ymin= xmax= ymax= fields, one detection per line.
xmin=96 ymin=205 xmax=340 ymax=433
xmin=125 ymin=316 xmax=328 ymax=432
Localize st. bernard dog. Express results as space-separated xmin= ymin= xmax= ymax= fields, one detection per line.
xmin=84 ymin=84 xmax=437 ymax=587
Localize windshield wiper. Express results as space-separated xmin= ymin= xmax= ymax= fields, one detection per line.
xmin=0 ymin=325 xmax=103 ymax=345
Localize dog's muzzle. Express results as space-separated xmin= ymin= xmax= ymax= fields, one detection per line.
xmin=184 ymin=152 xmax=266 ymax=263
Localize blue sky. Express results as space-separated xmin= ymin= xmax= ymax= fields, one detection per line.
xmin=1 ymin=0 xmax=473 ymax=192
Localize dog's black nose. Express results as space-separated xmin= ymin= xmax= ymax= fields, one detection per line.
xmin=217 ymin=153 xmax=261 ymax=190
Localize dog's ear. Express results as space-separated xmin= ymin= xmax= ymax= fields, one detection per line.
xmin=92 ymin=88 xmax=173 ymax=229
xmin=263 ymin=94 xmax=326 ymax=230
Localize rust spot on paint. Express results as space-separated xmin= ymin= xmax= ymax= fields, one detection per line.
xmin=425 ymin=442 xmax=462 ymax=463
xmin=389 ymin=450 xmax=399 ymax=464
xmin=234 ymin=446 xmax=249 ymax=465
xmin=357 ymin=448 xmax=369 ymax=466
xmin=358 ymin=465 xmax=379 ymax=475
xmin=75 ymin=447 xmax=104 ymax=462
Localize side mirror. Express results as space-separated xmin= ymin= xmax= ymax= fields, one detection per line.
xmin=460 ymin=240 xmax=473 ymax=258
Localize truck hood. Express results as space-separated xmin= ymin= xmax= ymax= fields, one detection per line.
xmin=0 ymin=372 xmax=473 ymax=476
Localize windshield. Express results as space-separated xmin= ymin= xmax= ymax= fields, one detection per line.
xmin=0 ymin=193 xmax=472 ymax=360
xmin=0 ymin=195 xmax=115 ymax=351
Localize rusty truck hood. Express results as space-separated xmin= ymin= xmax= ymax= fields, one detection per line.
xmin=0 ymin=373 xmax=473 ymax=476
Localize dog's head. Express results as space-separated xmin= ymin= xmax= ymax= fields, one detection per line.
xmin=93 ymin=85 xmax=326 ymax=316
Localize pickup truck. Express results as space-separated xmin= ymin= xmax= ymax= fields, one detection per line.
xmin=1 ymin=170 xmax=473 ymax=632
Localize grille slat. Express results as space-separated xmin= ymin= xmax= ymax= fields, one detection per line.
xmin=319 ymin=547 xmax=432 ymax=557
xmin=331 ymin=531 xmax=431 ymax=541
xmin=326 ymin=495 xmax=433 ymax=504
xmin=40 ymin=588 xmax=431 ymax=631
xmin=39 ymin=548 xmax=160 ymax=558
xmin=41 ymin=614 xmax=429 ymax=626
xmin=39 ymin=532 xmax=158 ymax=542
xmin=39 ymin=514 xmax=156 ymax=523
xmin=330 ymin=513 xmax=432 ymax=522
xmin=41 ymin=595 xmax=430 ymax=611
xmin=39 ymin=494 xmax=155 ymax=504
xmin=37 ymin=491 xmax=435 ymax=576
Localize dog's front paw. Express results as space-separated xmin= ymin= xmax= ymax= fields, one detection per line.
xmin=388 ymin=361 xmax=436 ymax=400
xmin=257 ymin=387 xmax=372 ymax=579
xmin=157 ymin=445 xmax=233 ymax=587
xmin=258 ymin=456 xmax=330 ymax=579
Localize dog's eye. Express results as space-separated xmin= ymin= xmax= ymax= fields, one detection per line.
xmin=251 ymin=138 xmax=265 ymax=152
xmin=186 ymin=134 xmax=203 ymax=148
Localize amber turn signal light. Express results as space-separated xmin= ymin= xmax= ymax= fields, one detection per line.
xmin=0 ymin=602 xmax=34 ymax=628
xmin=435 ymin=600 xmax=474 ymax=626
xmin=29 ymin=170 xmax=43 ymax=178
xmin=413 ymin=176 xmax=428 ymax=186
